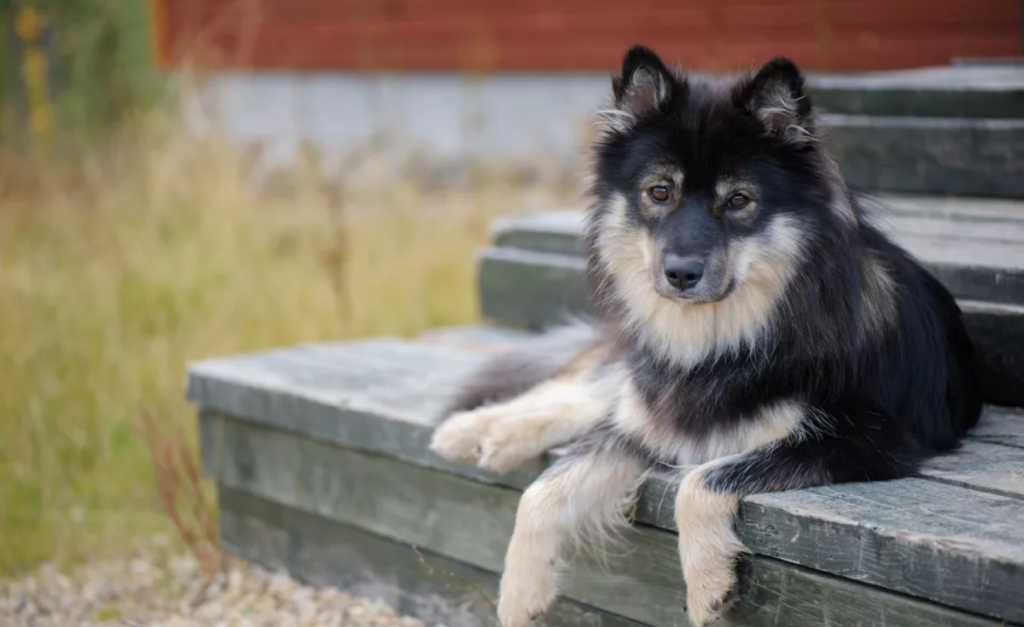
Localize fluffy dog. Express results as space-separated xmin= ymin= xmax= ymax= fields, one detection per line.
xmin=430 ymin=45 xmax=981 ymax=627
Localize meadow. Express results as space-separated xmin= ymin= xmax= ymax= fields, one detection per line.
xmin=0 ymin=108 xmax=579 ymax=575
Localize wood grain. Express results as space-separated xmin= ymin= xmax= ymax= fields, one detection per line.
xmin=187 ymin=332 xmax=1024 ymax=621
xmin=204 ymin=417 xmax=1018 ymax=625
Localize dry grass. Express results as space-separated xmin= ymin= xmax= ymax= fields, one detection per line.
xmin=0 ymin=111 xmax=579 ymax=576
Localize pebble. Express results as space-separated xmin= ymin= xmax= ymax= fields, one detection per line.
xmin=0 ymin=543 xmax=430 ymax=627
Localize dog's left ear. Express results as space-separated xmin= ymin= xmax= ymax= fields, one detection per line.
xmin=736 ymin=57 xmax=816 ymax=143
xmin=612 ymin=45 xmax=676 ymax=118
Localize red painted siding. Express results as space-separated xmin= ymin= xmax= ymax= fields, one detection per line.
xmin=154 ymin=0 xmax=1022 ymax=72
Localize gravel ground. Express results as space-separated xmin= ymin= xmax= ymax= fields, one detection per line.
xmin=0 ymin=540 xmax=428 ymax=627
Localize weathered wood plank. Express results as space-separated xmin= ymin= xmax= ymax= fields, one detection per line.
xmin=919 ymin=441 xmax=1024 ymax=497
xmin=477 ymin=247 xmax=589 ymax=331
xmin=417 ymin=325 xmax=537 ymax=353
xmin=881 ymin=194 xmax=1024 ymax=223
xmin=488 ymin=204 xmax=1024 ymax=307
xmin=971 ymin=406 xmax=1024 ymax=449
xmin=218 ymin=487 xmax=642 ymax=627
xmin=189 ymin=339 xmax=548 ymax=489
xmin=821 ymin=115 xmax=1024 ymax=198
xmin=475 ymin=248 xmax=1024 ymax=406
xmin=204 ymin=415 xmax=1016 ymax=626
xmin=188 ymin=337 xmax=1024 ymax=476
xmin=805 ymin=65 xmax=1024 ymax=119
xmin=189 ymin=339 xmax=1024 ymax=620
xmin=879 ymin=215 xmax=1024 ymax=245
xmin=959 ymin=301 xmax=1024 ymax=408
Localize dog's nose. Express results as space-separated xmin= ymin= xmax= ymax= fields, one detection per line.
xmin=664 ymin=254 xmax=705 ymax=291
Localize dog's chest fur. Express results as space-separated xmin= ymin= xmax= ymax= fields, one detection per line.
xmin=606 ymin=339 xmax=808 ymax=467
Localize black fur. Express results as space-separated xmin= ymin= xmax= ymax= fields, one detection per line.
xmin=585 ymin=46 xmax=981 ymax=491
xmin=449 ymin=45 xmax=981 ymax=500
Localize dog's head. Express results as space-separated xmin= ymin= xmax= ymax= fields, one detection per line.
xmin=587 ymin=46 xmax=855 ymax=360
xmin=591 ymin=46 xmax=853 ymax=307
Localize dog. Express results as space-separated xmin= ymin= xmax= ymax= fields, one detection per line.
xmin=430 ymin=45 xmax=982 ymax=627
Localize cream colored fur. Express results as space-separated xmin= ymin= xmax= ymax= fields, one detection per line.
xmin=498 ymin=452 xmax=648 ymax=627
xmin=430 ymin=364 xmax=618 ymax=474
xmin=675 ymin=461 xmax=746 ymax=626
xmin=592 ymin=194 xmax=804 ymax=368
xmin=859 ymin=251 xmax=899 ymax=339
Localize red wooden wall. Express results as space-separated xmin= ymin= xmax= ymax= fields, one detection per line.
xmin=151 ymin=0 xmax=1022 ymax=72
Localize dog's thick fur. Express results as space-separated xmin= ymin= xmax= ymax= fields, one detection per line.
xmin=430 ymin=46 xmax=982 ymax=627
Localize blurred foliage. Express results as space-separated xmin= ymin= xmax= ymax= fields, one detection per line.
xmin=0 ymin=0 xmax=578 ymax=579
xmin=0 ymin=114 xmax=573 ymax=575
xmin=0 ymin=0 xmax=161 ymax=142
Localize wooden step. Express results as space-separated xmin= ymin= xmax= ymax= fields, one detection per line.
xmin=488 ymin=195 xmax=1024 ymax=305
xmin=806 ymin=65 xmax=1024 ymax=119
xmin=821 ymin=115 xmax=1024 ymax=198
xmin=187 ymin=333 xmax=1024 ymax=627
xmin=477 ymin=199 xmax=1024 ymax=407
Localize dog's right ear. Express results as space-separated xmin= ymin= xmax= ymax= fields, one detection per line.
xmin=612 ymin=45 xmax=675 ymax=117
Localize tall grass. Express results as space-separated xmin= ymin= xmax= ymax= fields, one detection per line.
xmin=0 ymin=108 xmax=579 ymax=575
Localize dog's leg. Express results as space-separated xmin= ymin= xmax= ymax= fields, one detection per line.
xmin=431 ymin=374 xmax=614 ymax=474
xmin=498 ymin=431 xmax=650 ymax=627
xmin=675 ymin=399 xmax=918 ymax=626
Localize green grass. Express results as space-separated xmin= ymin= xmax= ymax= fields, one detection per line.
xmin=1 ymin=0 xmax=160 ymax=143
xmin=0 ymin=115 xmax=576 ymax=575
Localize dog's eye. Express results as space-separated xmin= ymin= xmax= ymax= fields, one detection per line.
xmin=648 ymin=186 xmax=670 ymax=203
xmin=727 ymin=193 xmax=750 ymax=209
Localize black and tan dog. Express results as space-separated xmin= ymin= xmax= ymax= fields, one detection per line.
xmin=431 ymin=45 xmax=981 ymax=627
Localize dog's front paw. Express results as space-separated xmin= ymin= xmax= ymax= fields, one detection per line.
xmin=478 ymin=416 xmax=549 ymax=474
xmin=432 ymin=405 xmax=555 ymax=474
xmin=676 ymin=470 xmax=745 ymax=627
xmin=429 ymin=410 xmax=492 ymax=463
xmin=497 ymin=565 xmax=557 ymax=627
xmin=684 ymin=557 xmax=738 ymax=627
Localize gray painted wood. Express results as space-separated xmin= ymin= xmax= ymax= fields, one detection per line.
xmin=971 ymin=406 xmax=1024 ymax=449
xmin=475 ymin=248 xmax=1024 ymax=406
xmin=187 ymin=336 xmax=1024 ymax=471
xmin=477 ymin=248 xmax=589 ymax=332
xmin=218 ymin=487 xmax=641 ymax=627
xmin=189 ymin=337 xmax=1024 ymax=620
xmin=879 ymin=215 xmax=1024 ymax=245
xmin=189 ymin=338 xmax=551 ymax=489
xmin=959 ymin=301 xmax=1024 ymax=407
xmin=207 ymin=422 xmax=1013 ymax=626
xmin=418 ymin=325 xmax=537 ymax=353
xmin=821 ymin=115 xmax=1024 ymax=198
xmin=487 ymin=203 xmax=1024 ymax=307
xmin=198 ymin=405 xmax=1024 ymax=622
xmin=805 ymin=65 xmax=1024 ymax=119
xmin=919 ymin=440 xmax=1024 ymax=497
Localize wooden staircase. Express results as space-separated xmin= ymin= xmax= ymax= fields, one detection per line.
xmin=188 ymin=64 xmax=1024 ymax=627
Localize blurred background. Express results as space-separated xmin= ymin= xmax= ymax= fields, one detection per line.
xmin=0 ymin=0 xmax=1020 ymax=604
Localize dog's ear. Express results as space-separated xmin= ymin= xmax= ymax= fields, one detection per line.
xmin=612 ymin=45 xmax=675 ymax=117
xmin=736 ymin=57 xmax=816 ymax=143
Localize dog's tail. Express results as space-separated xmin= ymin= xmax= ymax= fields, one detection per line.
xmin=443 ymin=318 xmax=607 ymax=416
